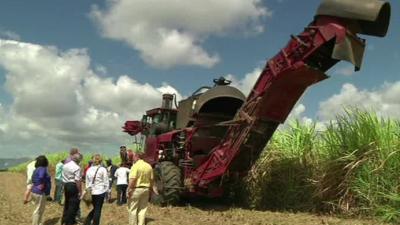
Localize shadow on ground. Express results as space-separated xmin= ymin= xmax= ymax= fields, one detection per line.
xmin=43 ymin=217 xmax=60 ymax=225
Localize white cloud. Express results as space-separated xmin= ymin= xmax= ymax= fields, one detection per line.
xmin=82 ymin=75 xmax=181 ymax=119
xmin=286 ymin=103 xmax=311 ymax=123
xmin=0 ymin=30 xmax=20 ymax=41
xmin=290 ymin=104 xmax=307 ymax=120
xmin=318 ymin=82 xmax=400 ymax=120
xmin=95 ymin=65 xmax=107 ymax=75
xmin=90 ymin=0 xmax=270 ymax=68
xmin=0 ymin=39 xmax=181 ymax=157
xmin=225 ymin=67 xmax=261 ymax=95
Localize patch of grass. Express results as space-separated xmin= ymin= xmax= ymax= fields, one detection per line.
xmin=245 ymin=120 xmax=319 ymax=211
xmin=245 ymin=108 xmax=400 ymax=223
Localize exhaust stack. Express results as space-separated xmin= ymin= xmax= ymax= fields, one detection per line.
xmin=161 ymin=94 xmax=174 ymax=109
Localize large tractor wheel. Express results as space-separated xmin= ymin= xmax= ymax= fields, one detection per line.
xmin=152 ymin=161 xmax=182 ymax=206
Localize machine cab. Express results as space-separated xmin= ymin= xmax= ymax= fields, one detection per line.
xmin=142 ymin=94 xmax=177 ymax=136
xmin=122 ymin=94 xmax=177 ymax=154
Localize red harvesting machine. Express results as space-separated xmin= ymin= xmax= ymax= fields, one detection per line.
xmin=123 ymin=0 xmax=391 ymax=204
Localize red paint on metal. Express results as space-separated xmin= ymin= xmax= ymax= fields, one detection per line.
xmin=143 ymin=136 xmax=158 ymax=165
xmin=189 ymin=17 xmax=362 ymax=190
xmin=122 ymin=120 xmax=143 ymax=136
xmin=122 ymin=10 xmax=389 ymax=199
xmin=157 ymin=130 xmax=181 ymax=143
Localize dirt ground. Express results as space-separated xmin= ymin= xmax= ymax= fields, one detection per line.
xmin=0 ymin=172 xmax=388 ymax=225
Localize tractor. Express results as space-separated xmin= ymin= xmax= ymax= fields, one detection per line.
xmin=123 ymin=0 xmax=391 ymax=205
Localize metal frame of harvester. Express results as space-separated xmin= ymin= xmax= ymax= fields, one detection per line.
xmin=123 ymin=0 xmax=391 ymax=204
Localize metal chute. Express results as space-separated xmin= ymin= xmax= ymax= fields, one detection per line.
xmin=317 ymin=0 xmax=391 ymax=37
xmin=315 ymin=0 xmax=390 ymax=71
xmin=331 ymin=31 xmax=366 ymax=71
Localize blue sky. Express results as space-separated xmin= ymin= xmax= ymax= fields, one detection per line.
xmin=0 ymin=0 xmax=398 ymax=157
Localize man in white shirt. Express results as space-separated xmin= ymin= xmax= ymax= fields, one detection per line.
xmin=114 ymin=164 xmax=130 ymax=205
xmin=61 ymin=153 xmax=82 ymax=225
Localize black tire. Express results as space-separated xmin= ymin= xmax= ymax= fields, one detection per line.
xmin=152 ymin=161 xmax=182 ymax=206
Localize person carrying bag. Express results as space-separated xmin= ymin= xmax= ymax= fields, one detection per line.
xmin=83 ymin=154 xmax=109 ymax=225
xmin=81 ymin=166 xmax=100 ymax=206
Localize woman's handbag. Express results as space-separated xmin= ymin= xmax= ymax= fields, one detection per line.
xmin=81 ymin=166 xmax=100 ymax=206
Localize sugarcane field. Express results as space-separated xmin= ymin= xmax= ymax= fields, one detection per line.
xmin=0 ymin=0 xmax=398 ymax=225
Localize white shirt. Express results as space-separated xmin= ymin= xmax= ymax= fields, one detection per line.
xmin=85 ymin=165 xmax=109 ymax=195
xmin=26 ymin=160 xmax=36 ymax=185
xmin=114 ymin=167 xmax=130 ymax=185
xmin=62 ymin=161 xmax=81 ymax=183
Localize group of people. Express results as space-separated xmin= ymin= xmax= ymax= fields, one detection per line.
xmin=23 ymin=146 xmax=158 ymax=225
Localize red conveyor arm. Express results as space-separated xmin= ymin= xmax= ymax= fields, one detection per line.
xmin=191 ymin=7 xmax=390 ymax=190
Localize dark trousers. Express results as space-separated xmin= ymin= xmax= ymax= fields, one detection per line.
xmin=53 ymin=179 xmax=64 ymax=204
xmin=62 ymin=182 xmax=80 ymax=225
xmin=116 ymin=184 xmax=128 ymax=205
xmin=84 ymin=193 xmax=105 ymax=225
xmin=105 ymin=179 xmax=114 ymax=202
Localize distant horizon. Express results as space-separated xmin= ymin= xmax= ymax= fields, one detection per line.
xmin=0 ymin=150 xmax=122 ymax=159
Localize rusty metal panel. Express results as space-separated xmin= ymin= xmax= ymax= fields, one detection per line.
xmin=176 ymin=85 xmax=245 ymax=129
xmin=317 ymin=0 xmax=391 ymax=37
xmin=176 ymin=97 xmax=195 ymax=129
